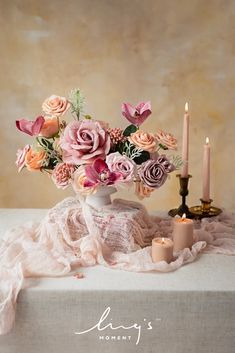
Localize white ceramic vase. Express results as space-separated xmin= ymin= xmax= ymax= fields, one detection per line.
xmin=85 ymin=186 xmax=117 ymax=208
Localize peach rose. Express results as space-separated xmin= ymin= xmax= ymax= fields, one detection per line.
xmin=40 ymin=118 xmax=59 ymax=138
xmin=128 ymin=130 xmax=157 ymax=152
xmin=135 ymin=180 xmax=155 ymax=200
xmin=155 ymin=129 xmax=177 ymax=150
xmin=72 ymin=166 xmax=97 ymax=195
xmin=25 ymin=148 xmax=46 ymax=171
xmin=42 ymin=95 xmax=70 ymax=117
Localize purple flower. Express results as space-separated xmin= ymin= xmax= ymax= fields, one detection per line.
xmin=84 ymin=158 xmax=121 ymax=187
xmin=121 ymin=101 xmax=151 ymax=126
xmin=139 ymin=159 xmax=167 ymax=189
xmin=157 ymin=155 xmax=175 ymax=173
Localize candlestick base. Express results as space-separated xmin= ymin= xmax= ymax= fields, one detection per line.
xmin=168 ymin=174 xmax=194 ymax=219
xmin=189 ymin=199 xmax=222 ymax=219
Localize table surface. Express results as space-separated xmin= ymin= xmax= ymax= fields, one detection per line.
xmin=1 ymin=208 xmax=235 ymax=293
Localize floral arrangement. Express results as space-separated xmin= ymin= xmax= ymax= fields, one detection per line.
xmin=15 ymin=89 xmax=181 ymax=199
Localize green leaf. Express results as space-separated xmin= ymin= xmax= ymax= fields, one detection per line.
xmin=159 ymin=143 xmax=168 ymax=150
xmin=123 ymin=124 xmax=138 ymax=137
xmin=133 ymin=150 xmax=150 ymax=165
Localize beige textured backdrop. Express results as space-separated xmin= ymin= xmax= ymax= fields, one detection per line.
xmin=0 ymin=0 xmax=235 ymax=210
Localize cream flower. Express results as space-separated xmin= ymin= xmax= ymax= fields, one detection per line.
xmin=42 ymin=95 xmax=70 ymax=117
xmin=72 ymin=166 xmax=97 ymax=195
xmin=128 ymin=130 xmax=157 ymax=152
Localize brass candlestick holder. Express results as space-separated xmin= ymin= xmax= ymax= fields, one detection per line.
xmin=189 ymin=198 xmax=222 ymax=219
xmin=168 ymin=174 xmax=194 ymax=218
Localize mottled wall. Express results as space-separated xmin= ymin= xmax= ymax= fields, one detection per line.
xmin=0 ymin=0 xmax=235 ymax=210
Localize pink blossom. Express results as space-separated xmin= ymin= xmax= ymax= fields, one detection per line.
xmin=106 ymin=152 xmax=135 ymax=182
xmin=107 ymin=128 xmax=126 ymax=145
xmin=16 ymin=116 xmax=45 ymax=136
xmin=60 ymin=120 xmax=110 ymax=164
xmin=122 ymin=101 xmax=151 ymax=126
xmin=15 ymin=145 xmax=30 ymax=172
xmin=51 ymin=163 xmax=76 ymax=189
xmin=84 ymin=158 xmax=121 ymax=187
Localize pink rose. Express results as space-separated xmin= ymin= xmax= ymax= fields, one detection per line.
xmin=15 ymin=145 xmax=30 ymax=172
xmin=106 ymin=152 xmax=136 ymax=182
xmin=60 ymin=120 xmax=111 ymax=165
xmin=42 ymin=95 xmax=70 ymax=117
xmin=122 ymin=101 xmax=151 ymax=126
xmin=156 ymin=129 xmax=177 ymax=150
xmin=51 ymin=163 xmax=76 ymax=189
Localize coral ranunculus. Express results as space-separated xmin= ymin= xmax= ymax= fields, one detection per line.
xmin=25 ymin=148 xmax=46 ymax=171
xmin=42 ymin=95 xmax=70 ymax=117
xmin=128 ymin=130 xmax=157 ymax=152
xmin=60 ymin=120 xmax=111 ymax=165
xmin=40 ymin=118 xmax=59 ymax=138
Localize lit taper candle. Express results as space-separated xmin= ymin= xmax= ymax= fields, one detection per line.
xmin=181 ymin=102 xmax=189 ymax=177
xmin=202 ymin=137 xmax=210 ymax=201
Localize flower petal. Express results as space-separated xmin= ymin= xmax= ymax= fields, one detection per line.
xmin=93 ymin=158 xmax=108 ymax=174
xmin=16 ymin=116 xmax=45 ymax=136
xmin=121 ymin=103 xmax=136 ymax=119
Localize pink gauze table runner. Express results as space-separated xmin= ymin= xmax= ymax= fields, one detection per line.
xmin=0 ymin=196 xmax=235 ymax=335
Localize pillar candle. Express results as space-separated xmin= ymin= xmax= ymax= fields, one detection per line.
xmin=181 ymin=102 xmax=190 ymax=177
xmin=172 ymin=214 xmax=194 ymax=252
xmin=202 ymin=137 xmax=211 ymax=202
xmin=152 ymin=237 xmax=173 ymax=263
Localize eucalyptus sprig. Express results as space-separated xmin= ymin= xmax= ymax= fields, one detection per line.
xmin=69 ymin=88 xmax=85 ymax=120
xmin=122 ymin=141 xmax=150 ymax=164
xmin=168 ymin=155 xmax=183 ymax=170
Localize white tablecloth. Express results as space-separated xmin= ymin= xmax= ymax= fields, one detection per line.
xmin=0 ymin=209 xmax=235 ymax=353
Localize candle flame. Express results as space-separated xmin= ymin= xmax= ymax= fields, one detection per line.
xmin=206 ymin=137 xmax=209 ymax=144
xmin=182 ymin=213 xmax=186 ymax=220
xmin=161 ymin=237 xmax=165 ymax=244
xmin=185 ymin=102 xmax=189 ymax=112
